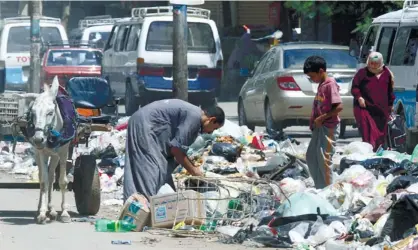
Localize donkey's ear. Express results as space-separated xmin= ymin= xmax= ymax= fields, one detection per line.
xmin=50 ymin=76 xmax=59 ymax=97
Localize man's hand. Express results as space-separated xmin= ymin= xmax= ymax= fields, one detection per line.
xmin=358 ymin=97 xmax=366 ymax=108
xmin=171 ymin=147 xmax=204 ymax=177
xmin=188 ymin=166 xmax=204 ymax=177
xmin=314 ymin=115 xmax=325 ymax=128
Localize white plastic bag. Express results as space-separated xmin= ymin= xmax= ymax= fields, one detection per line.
xmin=212 ymin=119 xmax=243 ymax=139
xmin=343 ymin=141 xmax=374 ymax=155
xmin=279 ymin=178 xmax=306 ymax=201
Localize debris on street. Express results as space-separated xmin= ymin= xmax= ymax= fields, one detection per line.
xmin=5 ymin=116 xmax=418 ymax=249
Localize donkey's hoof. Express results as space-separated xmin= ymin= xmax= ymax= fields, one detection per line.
xmin=36 ymin=214 xmax=48 ymax=224
xmin=47 ymin=210 xmax=58 ymax=220
xmin=60 ymin=212 xmax=71 ymax=223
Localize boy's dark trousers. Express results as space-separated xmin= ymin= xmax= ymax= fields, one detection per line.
xmin=306 ymin=124 xmax=340 ymax=189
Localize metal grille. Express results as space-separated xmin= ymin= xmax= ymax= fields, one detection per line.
xmin=0 ymin=93 xmax=26 ymax=123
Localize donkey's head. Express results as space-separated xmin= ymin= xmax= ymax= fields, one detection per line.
xmin=16 ymin=76 xmax=61 ymax=149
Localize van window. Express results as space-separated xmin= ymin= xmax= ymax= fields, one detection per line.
xmin=359 ymin=25 xmax=378 ymax=63
xmin=146 ymin=21 xmax=216 ymax=53
xmin=114 ymin=25 xmax=129 ymax=52
xmin=88 ymin=31 xmax=110 ymax=49
xmin=7 ymin=26 xmax=63 ymax=53
xmin=126 ymin=24 xmax=141 ymax=51
xmin=377 ymin=27 xmax=397 ymax=64
xmin=391 ymin=27 xmax=418 ymax=66
xmin=105 ymin=26 xmax=118 ymax=51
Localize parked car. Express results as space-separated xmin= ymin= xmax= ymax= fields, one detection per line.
xmin=238 ymin=42 xmax=357 ymax=137
xmin=41 ymin=47 xmax=104 ymax=116
xmin=102 ymin=6 xmax=223 ymax=115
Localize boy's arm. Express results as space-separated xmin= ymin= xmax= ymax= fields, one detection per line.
xmin=318 ymin=83 xmax=343 ymax=121
xmin=319 ymin=103 xmax=343 ymax=120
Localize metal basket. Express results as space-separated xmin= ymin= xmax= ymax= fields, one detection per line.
xmin=148 ymin=176 xmax=281 ymax=238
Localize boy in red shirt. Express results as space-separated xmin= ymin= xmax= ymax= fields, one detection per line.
xmin=304 ymin=56 xmax=343 ymax=188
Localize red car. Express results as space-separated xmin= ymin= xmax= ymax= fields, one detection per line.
xmin=42 ymin=47 xmax=103 ymax=116
xmin=42 ymin=47 xmax=103 ymax=88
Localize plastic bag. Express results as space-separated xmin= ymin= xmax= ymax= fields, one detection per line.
xmin=276 ymin=192 xmax=338 ymax=217
xmin=209 ymin=143 xmax=242 ymax=162
xmin=212 ymin=119 xmax=243 ymax=139
xmin=279 ymin=178 xmax=306 ymax=201
xmin=373 ymin=213 xmax=389 ymax=237
xmin=343 ymin=141 xmax=374 ymax=155
xmin=387 ymin=176 xmax=418 ymax=194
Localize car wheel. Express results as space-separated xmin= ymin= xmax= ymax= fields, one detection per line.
xmin=339 ymin=120 xmax=346 ymax=139
xmin=265 ymin=100 xmax=283 ymax=132
xmin=125 ymin=81 xmax=140 ymax=116
xmin=238 ymin=99 xmax=255 ymax=131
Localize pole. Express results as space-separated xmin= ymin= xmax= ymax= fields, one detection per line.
xmin=172 ymin=4 xmax=188 ymax=101
xmin=29 ymin=0 xmax=42 ymax=93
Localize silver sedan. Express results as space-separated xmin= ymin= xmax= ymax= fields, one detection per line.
xmin=238 ymin=42 xmax=357 ymax=137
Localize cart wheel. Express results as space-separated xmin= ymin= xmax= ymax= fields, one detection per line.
xmin=73 ymin=155 xmax=101 ymax=215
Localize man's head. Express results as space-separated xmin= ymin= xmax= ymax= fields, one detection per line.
xmin=201 ymin=106 xmax=225 ymax=134
xmin=303 ymin=56 xmax=327 ymax=83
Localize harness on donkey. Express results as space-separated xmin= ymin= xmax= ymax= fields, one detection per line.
xmin=20 ymin=90 xmax=77 ymax=149
xmin=13 ymin=77 xmax=112 ymax=150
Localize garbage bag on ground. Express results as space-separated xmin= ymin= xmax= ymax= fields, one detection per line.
xmin=276 ymin=192 xmax=338 ymax=217
xmin=380 ymin=194 xmax=418 ymax=241
xmin=209 ymin=143 xmax=243 ymax=162
xmin=339 ymin=157 xmax=398 ymax=176
xmin=386 ymin=175 xmax=418 ymax=194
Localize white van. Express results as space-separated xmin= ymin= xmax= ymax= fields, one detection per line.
xmin=69 ymin=15 xmax=119 ymax=49
xmin=0 ymin=16 xmax=68 ymax=92
xmin=354 ymin=0 xmax=418 ymax=152
xmin=102 ymin=6 xmax=223 ymax=115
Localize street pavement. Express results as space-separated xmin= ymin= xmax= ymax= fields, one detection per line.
xmin=0 ymin=102 xmax=361 ymax=250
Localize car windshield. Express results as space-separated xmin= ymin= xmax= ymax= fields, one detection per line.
xmin=46 ymin=50 xmax=102 ymax=66
xmin=146 ymin=21 xmax=216 ymax=53
xmin=283 ymin=49 xmax=357 ymax=69
xmin=7 ymin=26 xmax=63 ymax=53
xmin=88 ymin=31 xmax=110 ymax=49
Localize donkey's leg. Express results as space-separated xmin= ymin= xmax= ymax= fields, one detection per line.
xmin=47 ymin=155 xmax=60 ymax=220
xmin=58 ymin=145 xmax=71 ymax=223
xmin=36 ymin=152 xmax=49 ymax=224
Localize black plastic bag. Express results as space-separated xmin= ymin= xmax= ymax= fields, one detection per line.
xmin=386 ymin=176 xmax=418 ymax=193
xmin=339 ymin=157 xmax=398 ymax=176
xmin=381 ymin=194 xmax=418 ymax=241
xmin=209 ymin=143 xmax=242 ymax=162
xmin=91 ymin=144 xmax=118 ymax=160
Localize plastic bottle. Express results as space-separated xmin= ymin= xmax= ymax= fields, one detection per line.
xmin=95 ymin=219 xmax=136 ymax=232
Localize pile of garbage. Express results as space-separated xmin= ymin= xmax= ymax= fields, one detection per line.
xmin=6 ymin=116 xmax=418 ymax=249
xmin=139 ymin=120 xmax=418 ymax=249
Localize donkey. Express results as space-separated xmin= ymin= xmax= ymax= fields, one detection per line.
xmin=14 ymin=76 xmax=71 ymax=224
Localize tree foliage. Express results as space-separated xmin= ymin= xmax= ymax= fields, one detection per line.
xmin=284 ymin=1 xmax=404 ymax=33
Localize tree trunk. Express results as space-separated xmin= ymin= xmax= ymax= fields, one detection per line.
xmin=19 ymin=1 xmax=29 ymax=16
xmin=279 ymin=2 xmax=292 ymax=42
xmin=61 ymin=1 xmax=71 ymax=31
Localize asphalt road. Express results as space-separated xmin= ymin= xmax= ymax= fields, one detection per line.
xmin=0 ymin=102 xmax=361 ymax=250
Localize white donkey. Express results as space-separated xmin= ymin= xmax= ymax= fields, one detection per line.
xmin=15 ymin=76 xmax=71 ymax=224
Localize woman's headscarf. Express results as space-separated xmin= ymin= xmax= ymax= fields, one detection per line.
xmin=366 ymin=52 xmax=384 ymax=75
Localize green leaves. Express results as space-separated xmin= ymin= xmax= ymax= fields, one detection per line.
xmin=284 ymin=1 xmax=403 ymax=34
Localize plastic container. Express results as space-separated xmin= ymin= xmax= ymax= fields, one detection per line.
xmin=411 ymin=145 xmax=418 ymax=163
xmin=95 ymin=219 xmax=136 ymax=232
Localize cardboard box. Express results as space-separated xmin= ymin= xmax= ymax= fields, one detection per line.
xmin=150 ymin=190 xmax=206 ymax=228
xmin=118 ymin=193 xmax=150 ymax=232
